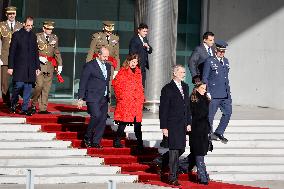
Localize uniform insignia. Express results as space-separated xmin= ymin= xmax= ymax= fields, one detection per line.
xmin=50 ymin=40 xmax=56 ymax=45
xmin=111 ymin=40 xmax=118 ymax=44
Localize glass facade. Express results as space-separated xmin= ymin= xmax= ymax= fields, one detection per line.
xmin=10 ymin=0 xmax=200 ymax=99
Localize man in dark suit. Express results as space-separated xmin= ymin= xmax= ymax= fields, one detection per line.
xmin=129 ymin=23 xmax=153 ymax=88
xmin=188 ymin=31 xmax=215 ymax=84
xmin=77 ymin=47 xmax=111 ymax=149
xmin=159 ymin=65 xmax=191 ymax=186
xmin=8 ymin=16 xmax=41 ymax=115
xmin=202 ymin=40 xmax=232 ymax=144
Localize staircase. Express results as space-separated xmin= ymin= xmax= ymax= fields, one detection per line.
xmin=0 ymin=117 xmax=138 ymax=184
xmin=124 ymin=119 xmax=284 ymax=182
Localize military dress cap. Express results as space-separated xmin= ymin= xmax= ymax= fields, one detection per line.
xmin=103 ymin=21 xmax=115 ymax=31
xmin=215 ymin=40 xmax=228 ymax=50
xmin=5 ymin=6 xmax=17 ymax=13
xmin=43 ymin=21 xmax=55 ymax=29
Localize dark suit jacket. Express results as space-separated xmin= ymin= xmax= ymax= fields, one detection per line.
xmin=188 ymin=44 xmax=213 ymax=81
xmin=8 ymin=28 xmax=40 ymax=83
xmin=129 ymin=35 xmax=152 ymax=72
xmin=78 ymin=58 xmax=111 ymax=103
xmin=159 ymin=80 xmax=191 ymax=149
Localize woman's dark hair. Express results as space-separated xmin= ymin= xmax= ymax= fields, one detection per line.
xmin=122 ymin=53 xmax=140 ymax=68
xmin=191 ymin=82 xmax=210 ymax=102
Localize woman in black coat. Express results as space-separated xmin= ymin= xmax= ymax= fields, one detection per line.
xmin=188 ymin=82 xmax=211 ymax=185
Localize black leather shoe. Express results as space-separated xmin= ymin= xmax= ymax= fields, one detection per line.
xmin=113 ymin=139 xmax=123 ymax=148
xmin=83 ymin=138 xmax=93 ymax=148
xmin=30 ymin=106 xmax=36 ymax=114
xmin=198 ymin=181 xmax=209 ymax=185
xmin=93 ymin=143 xmax=103 ymax=149
xmin=168 ymin=180 xmax=181 ymax=186
xmin=20 ymin=111 xmax=32 ymax=116
xmin=143 ymin=106 xmax=150 ymax=111
xmin=9 ymin=106 xmax=16 ymax=114
xmin=38 ymin=110 xmax=51 ymax=114
xmin=214 ymin=133 xmax=228 ymax=144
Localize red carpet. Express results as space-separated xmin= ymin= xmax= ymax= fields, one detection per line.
xmin=0 ymin=100 xmax=268 ymax=189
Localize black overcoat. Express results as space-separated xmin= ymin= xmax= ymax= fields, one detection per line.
xmin=159 ymin=80 xmax=191 ymax=150
xmin=189 ymin=92 xmax=211 ymax=156
xmin=8 ymin=28 xmax=40 ymax=83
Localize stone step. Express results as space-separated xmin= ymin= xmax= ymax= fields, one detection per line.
xmin=0 ymin=140 xmax=72 ymax=148
xmin=0 ymin=148 xmax=87 ymax=157
xmin=159 ymin=148 xmax=284 ymax=155
xmin=0 ymin=124 xmax=41 ymax=132
xmin=206 ymin=164 xmax=284 ymax=172
xmin=0 ymin=132 xmax=56 ymax=140
xmin=205 ymin=155 xmax=284 ymax=164
xmin=0 ymin=165 xmax=120 ymax=175
xmin=209 ymin=171 xmax=284 ymax=181
xmin=144 ymin=140 xmax=284 ymax=148
xmin=0 ymin=174 xmax=138 ymax=184
xmin=127 ymin=132 xmax=284 ymax=140
xmin=123 ymin=126 xmax=284 ymax=132
xmin=0 ymin=156 xmax=104 ymax=166
xmin=0 ymin=117 xmax=26 ymax=124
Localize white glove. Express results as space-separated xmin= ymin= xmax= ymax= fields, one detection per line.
xmin=207 ymin=93 xmax=211 ymax=100
xmin=0 ymin=59 xmax=3 ymax=66
xmin=57 ymin=66 xmax=63 ymax=74
xmin=39 ymin=56 xmax=48 ymax=63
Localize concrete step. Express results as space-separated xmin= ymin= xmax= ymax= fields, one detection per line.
xmin=0 ymin=174 xmax=138 ymax=184
xmin=0 ymin=124 xmax=41 ymax=132
xmin=124 ymin=125 xmax=284 ymax=132
xmin=209 ymin=171 xmax=284 ymax=181
xmin=159 ymin=148 xmax=284 ymax=155
xmin=0 ymin=140 xmax=72 ymax=148
xmin=127 ymin=132 xmax=284 ymax=140
xmin=144 ymin=140 xmax=284 ymax=148
xmin=205 ymin=155 xmax=284 ymax=164
xmin=0 ymin=165 xmax=120 ymax=175
xmin=0 ymin=148 xmax=87 ymax=157
xmin=206 ymin=164 xmax=284 ymax=172
xmin=0 ymin=117 xmax=26 ymax=124
xmin=0 ymin=132 xmax=56 ymax=140
xmin=0 ymin=156 xmax=104 ymax=166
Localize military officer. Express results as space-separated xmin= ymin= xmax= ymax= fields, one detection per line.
xmin=202 ymin=40 xmax=232 ymax=144
xmin=0 ymin=6 xmax=22 ymax=107
xmin=86 ymin=21 xmax=120 ymax=112
xmin=30 ymin=21 xmax=62 ymax=114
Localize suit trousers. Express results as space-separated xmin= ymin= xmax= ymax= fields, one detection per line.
xmin=168 ymin=149 xmax=185 ymax=181
xmin=32 ymin=71 xmax=53 ymax=111
xmin=141 ymin=70 xmax=146 ymax=88
xmin=209 ymin=98 xmax=232 ymax=135
xmin=1 ymin=65 xmax=11 ymax=104
xmin=85 ymin=97 xmax=108 ymax=144
xmin=11 ymin=82 xmax=32 ymax=111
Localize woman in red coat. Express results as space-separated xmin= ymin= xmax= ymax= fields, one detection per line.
xmin=112 ymin=53 xmax=145 ymax=148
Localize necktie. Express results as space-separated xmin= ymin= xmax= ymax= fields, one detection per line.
xmin=220 ymin=59 xmax=224 ymax=66
xmin=102 ymin=63 xmax=107 ymax=79
xmin=208 ymin=47 xmax=212 ymax=56
xmin=46 ymin=35 xmax=49 ymax=43
xmin=10 ymin=23 xmax=13 ymax=31
xmin=143 ymin=37 xmax=147 ymax=43
xmin=179 ymin=84 xmax=184 ymax=98
xmin=106 ymin=35 xmax=110 ymax=44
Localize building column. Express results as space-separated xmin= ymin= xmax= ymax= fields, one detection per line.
xmin=135 ymin=0 xmax=178 ymax=112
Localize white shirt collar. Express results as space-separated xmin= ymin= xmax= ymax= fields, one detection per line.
xmin=173 ymin=79 xmax=182 ymax=87
xmin=138 ymin=34 xmax=144 ymax=43
xmin=7 ymin=20 xmax=15 ymax=26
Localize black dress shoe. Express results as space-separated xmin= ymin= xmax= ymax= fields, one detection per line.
xmin=93 ymin=143 xmax=103 ymax=149
xmin=20 ymin=111 xmax=32 ymax=116
xmin=168 ymin=180 xmax=181 ymax=186
xmin=9 ymin=106 xmax=16 ymax=114
xmin=30 ymin=106 xmax=36 ymax=114
xmin=198 ymin=181 xmax=209 ymax=185
xmin=83 ymin=138 xmax=93 ymax=148
xmin=214 ymin=133 xmax=228 ymax=144
xmin=38 ymin=110 xmax=51 ymax=114
xmin=143 ymin=106 xmax=150 ymax=111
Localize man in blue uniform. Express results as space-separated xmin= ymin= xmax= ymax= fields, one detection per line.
xmin=202 ymin=40 xmax=232 ymax=144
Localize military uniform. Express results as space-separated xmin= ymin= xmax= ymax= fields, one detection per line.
xmin=31 ymin=21 xmax=62 ymax=113
xmin=86 ymin=21 xmax=120 ymax=107
xmin=202 ymin=40 xmax=232 ymax=143
xmin=0 ymin=6 xmax=22 ymax=106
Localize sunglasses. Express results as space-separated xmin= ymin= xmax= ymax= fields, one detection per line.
xmin=7 ymin=13 xmax=16 ymax=15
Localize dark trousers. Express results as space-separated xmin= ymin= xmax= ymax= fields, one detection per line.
xmin=11 ymin=82 xmax=32 ymax=111
xmin=141 ymin=70 xmax=146 ymax=88
xmin=116 ymin=121 xmax=143 ymax=146
xmin=1 ymin=65 xmax=11 ymax=105
xmin=85 ymin=97 xmax=108 ymax=144
xmin=209 ymin=98 xmax=232 ymax=135
xmin=168 ymin=149 xmax=185 ymax=181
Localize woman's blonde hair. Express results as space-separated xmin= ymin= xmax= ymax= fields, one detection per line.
xmin=122 ymin=53 xmax=140 ymax=68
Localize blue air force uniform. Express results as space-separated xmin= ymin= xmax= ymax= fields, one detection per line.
xmin=202 ymin=41 xmax=232 ymax=137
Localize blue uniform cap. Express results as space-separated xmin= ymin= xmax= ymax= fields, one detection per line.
xmin=215 ymin=40 xmax=228 ymax=50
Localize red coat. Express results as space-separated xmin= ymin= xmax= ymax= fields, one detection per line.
xmin=112 ymin=67 xmax=145 ymax=123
